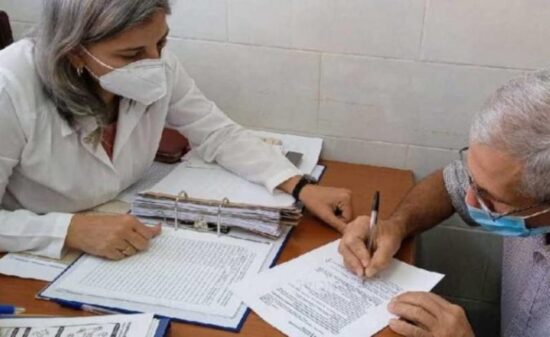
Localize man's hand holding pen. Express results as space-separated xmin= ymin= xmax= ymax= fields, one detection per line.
xmin=338 ymin=192 xmax=407 ymax=279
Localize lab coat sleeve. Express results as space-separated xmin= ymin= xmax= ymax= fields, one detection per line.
xmin=0 ymin=87 xmax=72 ymax=258
xmin=164 ymin=50 xmax=302 ymax=193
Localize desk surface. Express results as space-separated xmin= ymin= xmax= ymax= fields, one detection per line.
xmin=0 ymin=160 xmax=415 ymax=337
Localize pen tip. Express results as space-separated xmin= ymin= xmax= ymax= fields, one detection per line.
xmin=371 ymin=191 xmax=380 ymax=210
xmin=15 ymin=307 xmax=26 ymax=314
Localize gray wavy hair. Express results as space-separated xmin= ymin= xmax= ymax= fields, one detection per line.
xmin=470 ymin=70 xmax=550 ymax=202
xmin=32 ymin=0 xmax=171 ymax=126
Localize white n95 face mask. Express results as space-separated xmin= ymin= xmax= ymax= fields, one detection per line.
xmin=81 ymin=46 xmax=167 ymax=106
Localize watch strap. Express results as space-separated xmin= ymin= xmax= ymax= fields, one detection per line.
xmin=292 ymin=176 xmax=315 ymax=201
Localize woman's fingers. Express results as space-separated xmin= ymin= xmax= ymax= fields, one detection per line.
xmin=66 ymin=214 xmax=162 ymax=260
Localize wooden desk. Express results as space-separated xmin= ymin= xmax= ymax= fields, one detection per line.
xmin=0 ymin=160 xmax=415 ymax=337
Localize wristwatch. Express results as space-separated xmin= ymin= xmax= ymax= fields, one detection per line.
xmin=292 ymin=175 xmax=318 ymax=201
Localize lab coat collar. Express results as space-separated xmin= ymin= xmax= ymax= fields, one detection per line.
xmin=112 ymin=99 xmax=147 ymax=160
xmin=60 ymin=115 xmax=98 ymax=138
xmin=59 ymin=99 xmax=147 ymax=167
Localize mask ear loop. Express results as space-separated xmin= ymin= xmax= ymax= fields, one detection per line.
xmin=522 ymin=206 xmax=550 ymax=235
xmin=80 ymin=46 xmax=116 ymax=70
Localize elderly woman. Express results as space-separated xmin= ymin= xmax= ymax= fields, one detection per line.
xmin=0 ymin=0 xmax=352 ymax=260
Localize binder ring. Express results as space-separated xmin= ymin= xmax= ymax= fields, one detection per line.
xmin=216 ymin=198 xmax=230 ymax=237
xmin=174 ymin=190 xmax=189 ymax=231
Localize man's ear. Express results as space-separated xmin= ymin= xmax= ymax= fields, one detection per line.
xmin=66 ymin=47 xmax=86 ymax=70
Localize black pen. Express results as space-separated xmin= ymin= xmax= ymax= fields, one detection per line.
xmin=366 ymin=191 xmax=380 ymax=257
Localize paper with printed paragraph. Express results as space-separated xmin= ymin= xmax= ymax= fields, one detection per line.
xmin=0 ymin=313 xmax=157 ymax=337
xmin=233 ymin=240 xmax=444 ymax=337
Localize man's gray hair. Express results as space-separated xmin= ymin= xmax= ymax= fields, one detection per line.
xmin=470 ymin=70 xmax=550 ymax=202
xmin=32 ymin=0 xmax=171 ymax=126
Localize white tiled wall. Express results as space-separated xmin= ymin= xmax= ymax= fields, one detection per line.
xmin=167 ymin=0 xmax=227 ymax=41
xmin=421 ymin=0 xmax=550 ymax=69
xmin=2 ymin=0 xmax=542 ymax=180
xmin=2 ymin=0 xmax=542 ymax=333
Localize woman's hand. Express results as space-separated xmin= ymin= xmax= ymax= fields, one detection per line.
xmin=388 ymin=292 xmax=475 ymax=337
xmin=300 ymin=184 xmax=353 ymax=232
xmin=338 ymin=215 xmax=406 ymax=278
xmin=65 ymin=214 xmax=161 ymax=260
xmin=278 ymin=176 xmax=353 ymax=233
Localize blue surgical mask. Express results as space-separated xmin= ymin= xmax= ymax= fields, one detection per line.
xmin=467 ymin=205 xmax=550 ymax=237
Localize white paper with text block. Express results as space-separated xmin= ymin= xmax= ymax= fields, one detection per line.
xmin=233 ymin=240 xmax=444 ymax=337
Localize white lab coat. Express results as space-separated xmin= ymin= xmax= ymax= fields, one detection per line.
xmin=0 ymin=39 xmax=301 ymax=258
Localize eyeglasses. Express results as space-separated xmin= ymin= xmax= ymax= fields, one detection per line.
xmin=459 ymin=147 xmax=550 ymax=221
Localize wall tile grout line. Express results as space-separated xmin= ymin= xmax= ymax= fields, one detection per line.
xmin=416 ymin=0 xmax=431 ymax=61
xmin=167 ymin=35 xmax=536 ymax=72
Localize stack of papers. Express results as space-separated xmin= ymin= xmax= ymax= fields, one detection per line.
xmin=131 ymin=131 xmax=323 ymax=237
xmin=0 ymin=313 xmax=170 ymax=337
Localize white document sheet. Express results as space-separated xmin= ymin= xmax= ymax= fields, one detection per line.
xmin=0 ymin=251 xmax=80 ymax=281
xmin=150 ymin=160 xmax=296 ymax=208
xmin=233 ymin=240 xmax=444 ymax=337
xmin=312 ymin=165 xmax=326 ymax=181
xmin=149 ymin=130 xmax=323 ymax=208
xmin=252 ymin=130 xmax=324 ymax=175
xmin=49 ymin=228 xmax=272 ymax=318
xmin=0 ymin=313 xmax=156 ymax=337
xmin=182 ymin=131 xmax=323 ymax=176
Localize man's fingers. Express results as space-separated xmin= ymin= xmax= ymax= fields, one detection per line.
xmin=388 ymin=301 xmax=437 ymax=330
xmin=393 ymin=292 xmax=445 ymax=317
xmin=347 ymin=236 xmax=371 ymax=268
xmin=388 ymin=318 xmax=432 ymax=337
xmin=418 ymin=292 xmax=453 ymax=309
xmin=365 ymin=237 xmax=398 ymax=277
xmin=338 ymin=242 xmax=366 ymax=277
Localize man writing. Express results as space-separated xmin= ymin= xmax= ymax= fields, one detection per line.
xmin=339 ymin=71 xmax=550 ymax=337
